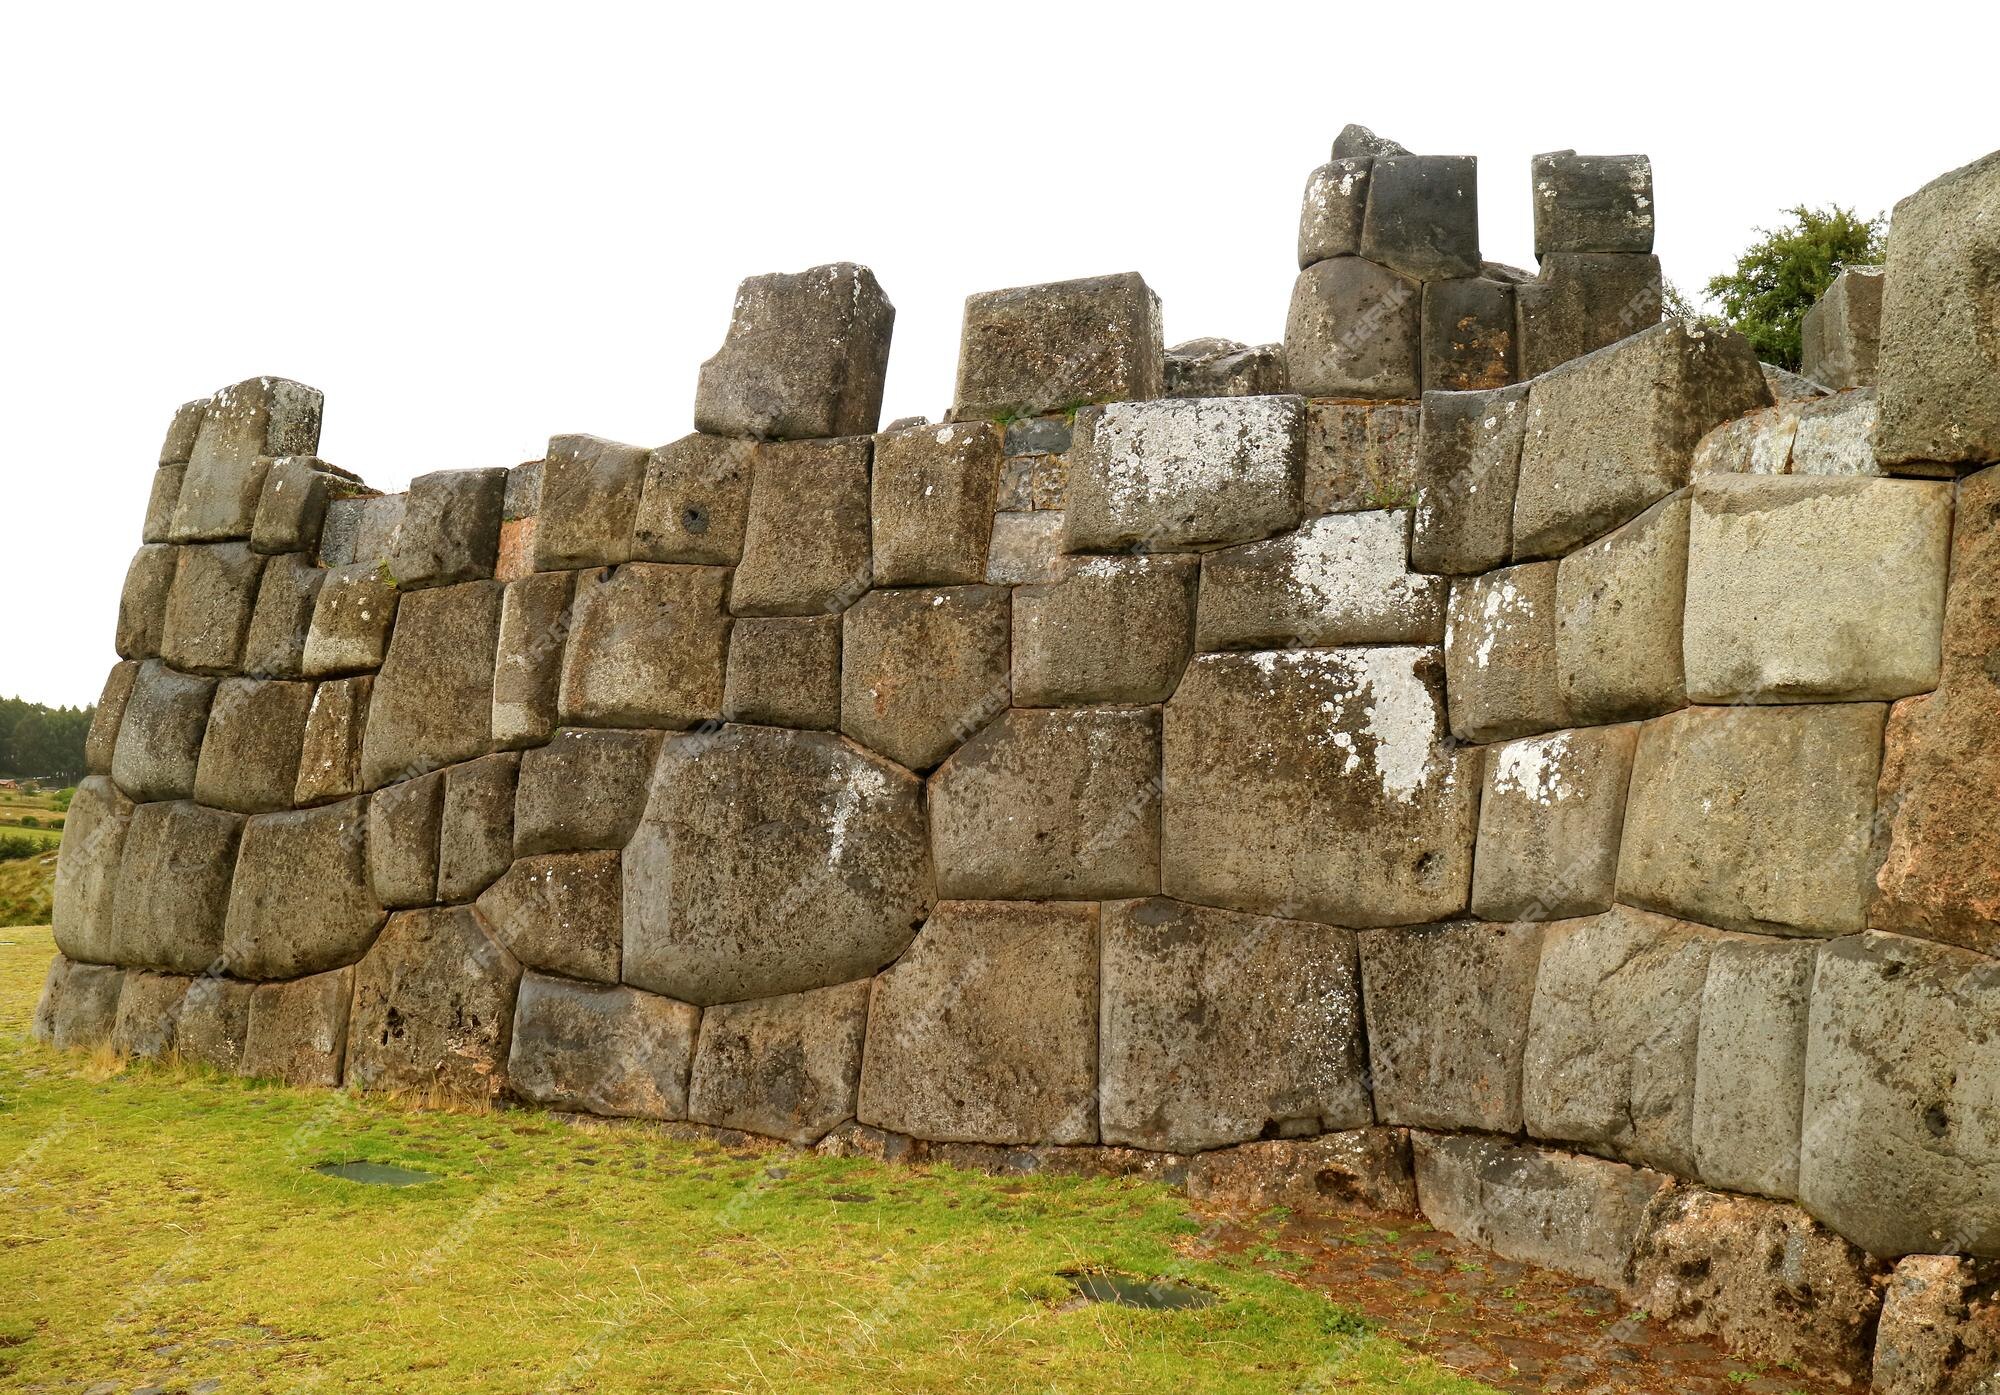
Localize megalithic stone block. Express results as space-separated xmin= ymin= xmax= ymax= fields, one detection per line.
xmin=110 ymin=660 xmax=216 ymax=803
xmin=302 ymin=562 xmax=400 ymax=678
xmin=192 ymin=677 xmax=313 ymax=814
xmin=869 ymin=420 xmax=1003 ymax=587
xmin=1284 ymin=258 xmax=1422 ymax=400
xmin=491 ymin=568 xmax=575 ymax=750
xmin=950 ymin=273 xmax=1164 ymax=423
xmin=1515 ymin=252 xmax=1665 ymax=380
xmin=1303 ymin=401 xmax=1421 ymax=516
xmin=110 ymin=799 xmax=242 ymax=973
xmin=695 ymin=263 xmax=894 ymax=441
xmin=508 ymin=973 xmax=699 ymax=1121
xmin=512 ymin=727 xmax=662 ymax=857
xmin=242 ymin=966 xmax=353 ymax=1087
xmin=840 ymin=585 xmax=1011 ymax=773
xmin=1531 ymin=152 xmax=1656 ymax=256
xmin=223 ymin=797 xmax=382 ymax=980
xmin=171 ymin=377 xmax=323 ymax=542
xmin=160 ymin=541 xmax=266 ymax=675
xmin=632 ymin=434 xmax=755 ymax=566
xmin=686 ymin=979 xmax=871 ymax=1146
xmin=250 ymin=457 xmax=337 ymax=556
xmin=1799 ymin=265 xmax=1884 ymax=391
xmin=1360 ymin=155 xmax=1481 ymax=282
xmin=1421 ymin=276 xmax=1516 ymax=391
xmin=159 ymin=397 xmax=207 ymax=467
xmin=50 ymin=776 xmax=133 ymax=965
xmin=1195 ymin=509 xmax=1444 ymax=652
xmin=475 ymin=850 xmax=622 ymax=984
xmin=1011 ymin=553 xmax=1198 ymax=707
xmin=1331 ymin=123 xmax=1408 ymax=160
xmin=534 ymin=434 xmax=647 ymax=570
xmin=1410 ymin=384 xmax=1529 ymax=576
xmin=722 ymin=615 xmax=842 ymax=730
xmin=1553 ymin=493 xmax=1691 ymax=725
xmin=346 ymin=905 xmax=521 ymax=1100
xmin=294 ymin=674 xmax=372 ymax=806
xmin=730 ymin=438 xmax=873 ymax=616
xmin=555 ymin=564 xmax=729 ymax=730
xmin=241 ymin=552 xmax=325 ymax=680
xmin=1162 ymin=338 xmax=1289 ymax=398
xmin=84 ymin=660 xmax=139 ymax=775
xmin=115 ymin=544 xmax=178 ymax=660
xmin=1298 ymin=159 xmax=1373 ymax=268
xmin=390 ymin=467 xmax=507 ymax=588
xmin=1442 ymin=561 xmax=1568 ymax=744
xmin=360 ymin=579 xmax=504 ymax=788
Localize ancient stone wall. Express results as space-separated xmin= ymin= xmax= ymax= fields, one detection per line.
xmin=35 ymin=131 xmax=2000 ymax=1387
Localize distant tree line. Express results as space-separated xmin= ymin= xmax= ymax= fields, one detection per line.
xmin=0 ymin=697 xmax=94 ymax=782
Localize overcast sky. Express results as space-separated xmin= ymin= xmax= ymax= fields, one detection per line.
xmin=4 ymin=1 xmax=1992 ymax=709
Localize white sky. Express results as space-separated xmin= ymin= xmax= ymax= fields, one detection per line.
xmin=4 ymin=1 xmax=1993 ymax=709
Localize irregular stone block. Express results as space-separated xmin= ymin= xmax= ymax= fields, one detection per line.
xmin=242 ymin=965 xmax=353 ymax=1087
xmin=1690 ymin=402 xmax=1805 ymax=478
xmin=1360 ymin=154 xmax=1481 ymax=281
xmin=360 ymin=580 xmax=503 ymax=787
xmin=475 ymin=850 xmax=622 ymax=984
xmin=1303 ymin=400 xmax=1420 ymax=515
xmin=495 ymin=517 xmax=535 ymax=582
xmin=623 ymin=726 xmax=932 ymax=1005
xmin=1064 ymin=396 xmax=1305 ymax=552
xmin=1692 ymin=935 xmax=1816 ymax=1200
xmin=1873 ymin=1254 xmax=2000 ymax=1395
xmin=1421 ymin=276 xmax=1515 ymax=391
xmin=144 ymin=464 xmax=186 ymax=544
xmin=111 ymin=799 xmax=241 ymax=973
xmin=317 ymin=495 xmax=367 ymax=568
xmin=1100 ymin=898 xmax=1368 ymax=1153
xmin=1195 ymin=510 xmax=1444 ymax=651
xmin=491 ymin=568 xmax=574 ymax=749
xmin=984 ymin=510 xmax=1064 ymax=585
xmin=222 ymin=797 xmax=381 ymax=980
xmin=436 ymin=752 xmax=518 ymax=903
xmin=1409 ymin=384 xmax=1528 ymax=574
xmin=160 ymin=541 xmax=265 ymax=674
xmin=1004 ymin=415 xmax=1072 ymax=456
xmin=349 ymin=493 xmax=407 ymax=567
xmin=1442 ymin=561 xmax=1566 ymax=743
xmin=1531 ymin=152 xmax=1655 ymax=255
xmin=110 ymin=660 xmax=215 ymax=802
xmin=367 ymin=770 xmax=443 ymax=909
xmin=555 ymin=564 xmax=729 ymax=729
xmin=160 ymin=397 xmax=207 ymax=466
xmin=1284 ymin=258 xmax=1422 ymax=400
xmin=1788 ymin=388 xmax=1884 ymax=475
xmin=192 ymin=677 xmax=311 ymax=813
xmin=346 ymin=906 xmax=520 ymax=1100
xmin=858 ymin=900 xmax=1098 ymax=1146
xmin=1765 ymin=363 xmax=1829 ymax=401
xmin=687 ymin=979 xmax=870 ymax=1145
xmin=1162 ymin=338 xmax=1288 ymax=398
xmin=1471 ymin=723 xmax=1638 ymax=921
xmin=250 ymin=457 xmax=335 ymax=556
xmin=1182 ymin=1131 xmax=1418 ymax=1216
xmin=50 ymin=776 xmax=134 ymax=965
xmin=115 ymin=543 xmax=177 ymax=659
xmin=301 ymin=562 xmax=399 ymax=677
xmin=1514 ymin=320 xmax=1769 ymax=558
xmin=507 ymin=972 xmax=698 ymax=1121
xmin=1162 ymin=647 xmax=1477 ymax=927
xmin=951 ymin=272 xmax=1163 ymax=422
xmin=1359 ymin=921 xmax=1543 ymax=1133
xmin=241 ymin=552 xmax=324 ymax=680
xmin=293 ymin=675 xmax=371 ymax=806
xmin=534 ymin=434 xmax=646 ymax=570
xmin=173 ymin=378 xmax=321 ymax=541
xmin=1553 ymin=492 xmax=1690 ymax=724
xmin=929 ymin=707 xmax=1161 ymax=900
xmin=1800 ymin=265 xmax=1884 ymax=391
xmin=1412 ymin=1132 xmax=1669 ymax=1293
xmin=84 ymin=660 xmax=139 ymax=775
xmin=695 ymin=262 xmax=893 ymax=440
xmin=839 ymin=585 xmax=1011 ymax=772
xmin=44 ymin=961 xmax=126 ymax=1051
xmin=1802 ymin=931 xmax=2000 ymax=1259
xmin=1684 ymin=475 xmax=1952 ymax=703
xmin=1515 ymin=252 xmax=1665 ymax=380
xmin=1297 ymin=159 xmax=1372 ymax=267
xmin=176 ymin=976 xmax=255 ymax=1071
xmin=721 ymin=615 xmax=842 ymax=730
xmin=1332 ymin=122 xmax=1408 ymax=159
xmin=1618 ymin=704 xmax=1886 ymax=937
xmin=389 ymin=467 xmax=506 ymax=587
xmin=731 ymin=437 xmax=872 ymax=615
xmin=1875 ymin=151 xmax=2000 ymax=469
xmin=113 ymin=971 xmax=191 ymax=1059
xmin=870 ymin=420 xmax=1002 ymax=586
xmin=513 ymin=728 xmax=660 ymax=857
xmin=1011 ymin=554 xmax=1196 ymax=706
xmin=632 ymin=433 xmax=754 ymax=565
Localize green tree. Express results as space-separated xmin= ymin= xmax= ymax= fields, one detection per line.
xmin=1704 ymin=205 xmax=1885 ymax=370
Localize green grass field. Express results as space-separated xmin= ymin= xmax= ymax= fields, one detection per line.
xmin=0 ymin=925 xmax=1498 ymax=1394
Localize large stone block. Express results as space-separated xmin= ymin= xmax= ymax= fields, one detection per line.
xmin=1360 ymin=154 xmax=1481 ymax=281
xmin=1303 ymin=400 xmax=1420 ymax=516
xmin=1618 ymin=703 xmax=1886 ymax=937
xmin=839 ymin=585 xmax=1010 ymax=772
xmin=721 ymin=615 xmax=841 ymax=729
xmin=1064 ymin=396 xmax=1306 ymax=552
xmin=1553 ymin=492 xmax=1690 ymax=724
xmin=115 ymin=544 xmax=177 ymax=659
xmin=1162 ymin=647 xmax=1477 ymax=927
xmin=1284 ymin=258 xmax=1422 ymax=400
xmin=632 ymin=433 xmax=755 ymax=566
xmin=301 ymin=562 xmax=399 ymax=677
xmin=348 ymin=493 xmax=407 ymax=567
xmin=1100 ymin=898 xmax=1369 ymax=1153
xmin=113 ymin=971 xmax=191 ymax=1059
xmin=111 ymin=799 xmax=241 ymax=974
xmin=1802 ymin=931 xmax=2000 ymax=1259
xmin=1684 ymin=475 xmax=1953 ymax=703
xmin=623 ymin=726 xmax=932 ymax=1005
xmin=241 ymin=552 xmax=324 ymax=680
xmin=1692 ymin=935 xmax=1816 ymax=1200
xmin=84 ymin=660 xmax=138 ymax=774
xmin=858 ymin=900 xmax=1099 ymax=1146
xmin=475 ymin=850 xmax=622 ymax=984
xmin=50 ymin=776 xmax=134 ymax=965
xmin=1359 ymin=921 xmax=1543 ymax=1133
xmin=160 ymin=542 xmax=265 ymax=674
xmin=1181 ymin=1130 xmax=1418 ymax=1217
xmin=1442 ymin=561 xmax=1567 ymax=743
xmin=346 ymin=906 xmax=520 ymax=1100
xmin=1420 ymin=276 xmax=1515 ymax=392
xmin=507 ymin=973 xmax=699 ymax=1121
xmin=1531 ymin=152 xmax=1655 ymax=255
xmin=360 ymin=580 xmax=503 ymax=788
xmin=42 ymin=960 xmax=127 ymax=1052
xmin=985 ymin=510 xmax=1064 ymax=585
xmin=686 ymin=979 xmax=870 ymax=1145
xmin=222 ymin=797 xmax=382 ymax=980
xmin=110 ymin=660 xmax=215 ymax=803
xmin=1875 ymin=151 xmax=2000 ymax=469
xmin=1514 ymin=252 xmax=1665 ymax=380
xmin=1195 ymin=510 xmax=1444 ymax=651
xmin=192 ymin=677 xmax=311 ymax=813
xmin=1513 ymin=320 xmax=1770 ymax=558
xmin=249 ymin=456 xmax=337 ymax=557
xmin=491 ymin=568 xmax=574 ymax=749
xmin=1471 ymin=723 xmax=1638 ymax=922
xmin=731 ymin=437 xmax=872 ymax=615
xmin=241 ymin=966 xmax=353 ymax=1087
xmin=929 ymin=707 xmax=1161 ymax=900
xmin=534 ymin=434 xmax=646 ymax=570
xmin=1297 ymin=158 xmax=1372 ymax=267
xmin=513 ymin=728 xmax=660 ymax=857
xmin=176 ymin=977 xmax=256 ymax=1072
xmin=143 ymin=463 xmax=185 ymax=543
xmin=1800 ymin=265 xmax=1884 ymax=391
xmin=172 ymin=378 xmax=322 ymax=542
xmin=1162 ymin=338 xmax=1288 ymax=398
xmin=555 ymin=564 xmax=730 ymax=730
xmin=695 ymin=262 xmax=893 ymax=440
xmin=436 ymin=752 xmax=519 ymax=903
xmin=950 ymin=272 xmax=1163 ymax=422
xmin=1410 ymin=384 xmax=1529 ymax=575
xmin=389 ymin=467 xmax=506 ymax=588
xmin=1011 ymin=554 xmax=1196 ymax=707
xmin=1789 ymin=387 xmax=1884 ymax=475
xmin=1873 ymin=1254 xmax=2000 ymax=1395
xmin=869 ymin=420 xmax=1001 ymax=587
xmin=293 ymin=675 xmax=372 ymax=806
xmin=367 ymin=770 xmax=443 ymax=909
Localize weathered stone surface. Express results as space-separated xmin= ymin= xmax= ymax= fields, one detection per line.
xmin=687 ymin=979 xmax=870 ymax=1145
xmin=1873 ymin=1254 xmax=2000 ymax=1395
xmin=1618 ymin=704 xmax=1886 ymax=937
xmin=1332 ymin=122 xmax=1408 ymax=160
xmin=176 ymin=976 xmax=255 ymax=1071
xmin=507 ymin=973 xmax=699 ymax=1120
xmin=1630 ymin=1188 xmax=1885 ymax=1383
xmin=316 ymin=495 xmax=366 ymax=568
xmin=513 ymin=728 xmax=660 ymax=857
xmin=870 ymin=420 xmax=1001 ymax=586
xmin=1359 ymin=921 xmax=1543 ymax=1133
xmin=249 ymin=456 xmax=335 ymax=556
xmin=301 ymin=562 xmax=399 ymax=677
xmin=367 ymin=770 xmax=442 ymax=909
xmin=1789 ymin=388 xmax=1884 ymax=475
xmin=144 ymin=463 xmax=186 ymax=544
xmin=360 ymin=580 xmax=503 ymax=787
xmin=1409 ymin=384 xmax=1528 ymax=575
xmin=1163 ymin=647 xmax=1477 ymax=927
xmin=346 ymin=906 xmax=519 ymax=1100
xmin=1553 ymin=492 xmax=1690 ymax=724
xmin=437 ymin=752 xmax=518 ymax=903
xmin=1360 ymin=154 xmax=1481 ymax=281
xmin=695 ymin=263 xmax=894 ymax=440
xmin=731 ymin=437 xmax=872 ymax=615
xmin=1303 ymin=400 xmax=1420 ymax=515
xmin=1162 ymin=338 xmax=1288 ymax=398
xmin=624 ymin=726 xmax=932 ymax=1005
xmin=293 ymin=675 xmax=371 ymax=806
xmin=534 ymin=434 xmax=646 ymax=570
xmin=1442 ymin=561 xmax=1567 ymax=743
xmin=1874 ymin=151 xmax=2000 ymax=469
xmin=490 ymin=569 xmax=574 ymax=749
xmin=115 ymin=544 xmax=177 ymax=660
xmin=985 ymin=510 xmax=1064 ymax=585
xmin=1515 ymin=252 xmax=1666 ymax=380
xmin=43 ymin=960 xmax=126 ymax=1051
xmin=474 ymin=850 xmax=622 ymax=983
xmin=160 ymin=397 xmax=207 ymax=467
xmin=1684 ymin=475 xmax=1952 ymax=703
xmin=1065 ymin=396 xmax=1305 ymax=552
xmin=173 ymin=378 xmax=321 ymax=542
xmin=160 ymin=541 xmax=265 ymax=674
xmin=1412 ymin=1132 xmax=1670 ymax=1292
xmin=1800 ymin=265 xmax=1884 ymax=391
xmin=1764 ymin=363 xmax=1829 ymax=402
xmin=1472 ymin=724 xmax=1639 ymax=921
xmin=1004 ymin=415 xmax=1072 ymax=457
xmin=951 ymin=272 xmax=1163 ymax=422
xmin=1196 ymin=510 xmax=1444 ymax=651
xmin=632 ymin=433 xmax=755 ymax=566
xmin=349 ymin=493 xmax=407 ymax=567
xmin=859 ymin=900 xmax=1098 ymax=1146
xmin=1183 ymin=1131 xmax=1419 ymax=1216
xmin=929 ymin=707 xmax=1160 ymax=900
xmin=223 ymin=797 xmax=381 ymax=980
xmin=1692 ymin=935 xmax=1816 ymax=1200
xmin=1803 ymin=931 xmax=2000 ymax=1259
xmin=553 ymin=563 xmax=733 ymax=731
xmin=1421 ymin=277 xmax=1515 ymax=391
xmin=111 ymin=799 xmax=241 ymax=974
xmin=241 ymin=552 xmax=324 ymax=680
xmin=1297 ymin=159 xmax=1372 ymax=267
xmin=1100 ymin=898 xmax=1368 ymax=1152
xmin=110 ymin=660 xmax=215 ymax=802
xmin=496 ymin=517 xmax=535 ymax=582
xmin=1690 ymin=402 xmax=1804 ymax=479
xmin=389 ymin=467 xmax=506 ymax=587
xmin=192 ymin=677 xmax=311 ymax=813
xmin=242 ymin=966 xmax=353 ymax=1087
xmin=1531 ymin=152 xmax=1655 ymax=255
xmin=840 ymin=586 xmax=1010 ymax=772
xmin=722 ymin=615 xmax=841 ymax=730
xmin=1514 ymin=320 xmax=1770 ymax=558
xmin=1011 ymin=554 xmax=1196 ymax=706
xmin=50 ymin=777 xmax=133 ymax=965
xmin=1284 ymin=258 xmax=1422 ymax=400
xmin=112 ymin=971 xmax=191 ymax=1059
xmin=84 ymin=660 xmax=139 ymax=774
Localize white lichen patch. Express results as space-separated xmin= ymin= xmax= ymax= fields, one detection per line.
xmin=1280 ymin=511 xmax=1439 ymax=629
xmin=822 ymin=759 xmax=890 ymax=865
xmin=1088 ymin=397 xmax=1300 ymax=528
xmin=1492 ymin=731 xmax=1575 ymax=805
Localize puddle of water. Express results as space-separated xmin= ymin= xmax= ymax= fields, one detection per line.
xmin=1064 ymin=1272 xmax=1218 ymax=1311
xmin=311 ymin=1161 xmax=437 ymax=1187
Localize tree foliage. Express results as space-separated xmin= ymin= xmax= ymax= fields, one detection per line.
xmin=1704 ymin=204 xmax=1885 ymax=370
xmin=0 ymin=697 xmax=94 ymax=780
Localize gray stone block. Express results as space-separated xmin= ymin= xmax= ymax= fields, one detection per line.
xmin=367 ymin=769 xmax=443 ymax=909
xmin=1284 ymin=258 xmax=1422 ymax=400
xmin=507 ymin=972 xmax=699 ymax=1121
xmin=534 ymin=434 xmax=647 ymax=570
xmin=222 ymin=797 xmax=381 ymax=980
xmin=159 ymin=397 xmax=207 ymax=466
xmin=317 ymin=495 xmax=367 ymax=568
xmin=1409 ymin=384 xmax=1528 ymax=575
xmin=950 ymin=272 xmax=1163 ymax=422
xmin=115 ymin=543 xmax=177 ymax=660
xmin=870 ymin=420 xmax=1002 ymax=586
xmin=111 ymin=799 xmax=241 ymax=973
xmin=1195 ymin=510 xmax=1444 ymax=651
xmin=176 ymin=976 xmax=255 ymax=1071
xmin=113 ymin=971 xmax=191 ymax=1059
xmin=360 ymin=580 xmax=503 ymax=788
xmin=173 ymin=377 xmax=321 ymax=542
xmin=984 ymin=511 xmax=1064 ymax=585
xmin=390 ymin=467 xmax=506 ymax=587
xmin=1553 ymin=492 xmax=1690 ymax=724
xmin=687 ymin=979 xmax=871 ymax=1145
xmin=632 ymin=433 xmax=755 ymax=566
xmin=474 ymin=850 xmax=622 ymax=983
xmin=1298 ymin=159 xmax=1372 ymax=268
xmin=1303 ymin=400 xmax=1420 ymax=515
xmin=50 ymin=776 xmax=134 ymax=965
xmin=241 ymin=552 xmax=324 ymax=680
xmin=84 ymin=660 xmax=138 ymax=775
xmin=193 ymin=677 xmax=311 ymax=813
xmin=301 ymin=562 xmax=399 ymax=678
xmin=1181 ymin=1131 xmax=1419 ymax=1217
xmin=1443 ymin=561 xmax=1567 ymax=743
xmin=731 ymin=437 xmax=872 ymax=615
xmin=555 ymin=564 xmax=729 ymax=730
xmin=143 ymin=463 xmax=186 ymax=544
xmin=1531 ymin=152 xmax=1655 ymax=255
xmin=349 ymin=493 xmax=407 ymax=567
xmin=1162 ymin=338 xmax=1288 ymax=398
xmin=44 ymin=960 xmax=127 ymax=1051
xmin=242 ymin=965 xmax=353 ymax=1086
xmin=293 ymin=675 xmax=371 ymax=806
xmin=161 ymin=541 xmax=265 ymax=674
xmin=1421 ymin=276 xmax=1516 ymax=392
xmin=1360 ymin=155 xmax=1481 ymax=281
xmin=721 ymin=615 xmax=842 ymax=730
xmin=513 ymin=727 xmax=661 ymax=857
xmin=1515 ymin=253 xmax=1665 ymax=380
xmin=110 ymin=660 xmax=215 ymax=802
xmin=491 ymin=569 xmax=575 ymax=750
xmin=1800 ymin=265 xmax=1884 ymax=391
xmin=695 ymin=263 xmax=893 ymax=440
xmin=1789 ymin=388 xmax=1884 ymax=476
xmin=1011 ymin=553 xmax=1197 ymax=707
xmin=437 ymin=752 xmax=518 ymax=903
xmin=840 ymin=585 xmax=1011 ymax=772
xmin=1471 ymin=723 xmax=1639 ymax=922
xmin=346 ymin=906 xmax=520 ymax=1100
xmin=1331 ymin=122 xmax=1408 ymax=160
xmin=1692 ymin=935 xmax=1816 ymax=1200
xmin=249 ymin=456 xmax=336 ymax=556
